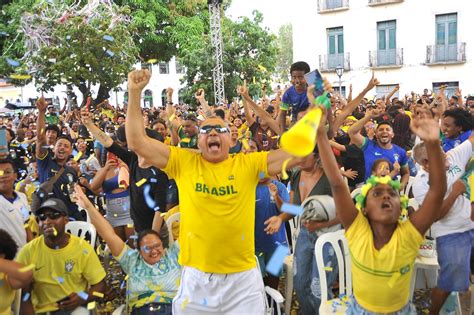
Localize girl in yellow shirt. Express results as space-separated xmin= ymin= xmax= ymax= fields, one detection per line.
xmin=315 ymin=100 xmax=447 ymax=313
xmin=0 ymin=229 xmax=33 ymax=315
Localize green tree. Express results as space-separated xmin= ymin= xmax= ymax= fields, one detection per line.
xmin=172 ymin=9 xmax=277 ymax=105
xmin=274 ymin=23 xmax=293 ymax=83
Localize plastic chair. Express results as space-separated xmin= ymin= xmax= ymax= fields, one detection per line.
xmin=12 ymin=289 xmax=21 ymax=315
xmin=255 ymin=256 xmax=285 ymax=315
xmin=403 ymin=176 xmax=415 ymax=197
xmin=165 ymin=212 xmax=180 ymax=243
xmin=283 ymin=216 xmax=300 ymax=315
xmin=314 ymin=229 xmax=352 ymax=313
xmin=66 ymin=221 xmax=97 ymax=246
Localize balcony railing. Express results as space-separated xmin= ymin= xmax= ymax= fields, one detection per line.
xmin=368 ymin=0 xmax=403 ymax=5
xmin=369 ymin=48 xmax=403 ymax=68
xmin=425 ymin=42 xmax=466 ymax=65
xmin=318 ymin=0 xmax=349 ymax=12
xmin=319 ymin=52 xmax=351 ymax=72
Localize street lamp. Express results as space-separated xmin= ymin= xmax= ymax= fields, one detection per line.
xmin=335 ymin=64 xmax=344 ymax=95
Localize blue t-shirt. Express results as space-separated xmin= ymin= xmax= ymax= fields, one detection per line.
xmin=281 ymin=86 xmax=309 ymax=120
xmin=255 ymin=180 xmax=289 ymax=253
xmin=36 ymin=151 xmax=81 ymax=220
xmin=442 ymin=130 xmax=472 ymax=152
xmin=360 ymin=138 xmax=408 ymax=180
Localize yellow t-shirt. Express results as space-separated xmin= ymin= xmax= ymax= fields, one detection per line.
xmin=16 ymin=235 xmax=106 ymax=313
xmin=15 ymin=181 xmax=37 ymax=205
xmin=345 ymin=211 xmax=423 ymax=313
xmin=163 ymin=147 xmax=268 ymax=273
xmin=0 ymin=273 xmax=15 ymax=315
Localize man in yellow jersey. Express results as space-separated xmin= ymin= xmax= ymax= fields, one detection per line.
xmin=126 ymin=69 xmax=298 ymax=314
xmin=17 ymin=199 xmax=106 ymax=315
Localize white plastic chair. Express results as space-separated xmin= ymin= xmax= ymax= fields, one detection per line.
xmin=12 ymin=289 xmax=21 ymax=315
xmin=350 ymin=187 xmax=361 ymax=200
xmin=66 ymin=221 xmax=97 ymax=246
xmin=403 ymin=176 xmax=415 ymax=197
xmin=314 ymin=229 xmax=352 ymax=314
xmin=283 ymin=216 xmax=300 ymax=315
xmin=165 ymin=212 xmax=180 ymax=243
xmin=255 ymin=256 xmax=285 ymax=315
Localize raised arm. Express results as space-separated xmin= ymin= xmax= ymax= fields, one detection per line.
xmin=384 ymin=84 xmax=399 ymax=107
xmin=74 ymin=185 xmax=124 ymax=257
xmin=0 ymin=258 xmax=33 ymax=289
xmin=195 ymin=89 xmax=213 ymax=118
xmin=80 ymin=110 xmax=113 ymax=148
xmin=125 ymin=70 xmax=170 ymax=169
xmin=333 ymin=74 xmax=379 ymax=133
xmin=89 ymin=159 xmax=116 ymax=194
xmin=347 ymin=109 xmax=376 ymax=147
xmin=317 ymin=109 xmax=358 ymax=229
xmin=165 ymin=88 xmax=180 ymax=146
xmin=35 ymin=97 xmax=49 ymax=159
xmin=238 ymin=84 xmax=281 ymax=134
xmin=408 ymin=114 xmax=447 ymax=235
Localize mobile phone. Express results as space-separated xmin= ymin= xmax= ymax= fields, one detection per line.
xmin=304 ymin=69 xmax=325 ymax=99
xmin=0 ymin=129 xmax=8 ymax=154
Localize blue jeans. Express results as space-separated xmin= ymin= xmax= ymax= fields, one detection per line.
xmin=293 ymin=227 xmax=338 ymax=315
xmin=345 ymin=296 xmax=416 ymax=314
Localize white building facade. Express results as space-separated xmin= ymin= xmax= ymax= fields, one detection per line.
xmin=292 ymin=0 xmax=473 ymax=99
xmin=0 ymin=57 xmax=184 ymax=108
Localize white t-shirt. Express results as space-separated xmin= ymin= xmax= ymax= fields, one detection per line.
xmin=413 ymin=140 xmax=474 ymax=238
xmin=0 ymin=192 xmax=29 ymax=249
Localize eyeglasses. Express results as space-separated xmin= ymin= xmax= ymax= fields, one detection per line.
xmin=199 ymin=125 xmax=229 ymax=134
xmin=37 ymin=212 xmax=63 ymax=221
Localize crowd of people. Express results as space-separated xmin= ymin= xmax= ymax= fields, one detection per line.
xmin=0 ymin=60 xmax=473 ymax=315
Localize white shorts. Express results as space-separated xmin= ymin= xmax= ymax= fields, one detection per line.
xmin=172 ymin=266 xmax=266 ymax=314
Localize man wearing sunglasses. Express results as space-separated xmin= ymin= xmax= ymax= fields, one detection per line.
xmin=126 ymin=69 xmax=303 ymax=314
xmin=17 ymin=198 xmax=106 ymax=315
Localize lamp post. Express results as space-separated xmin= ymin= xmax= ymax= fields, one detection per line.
xmin=335 ymin=64 xmax=344 ymax=95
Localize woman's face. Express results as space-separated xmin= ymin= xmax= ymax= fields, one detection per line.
xmin=230 ymin=126 xmax=238 ymax=141
xmin=139 ymin=234 xmax=164 ymax=265
xmin=442 ymin=116 xmax=462 ymax=139
xmin=364 ymin=184 xmax=401 ymax=225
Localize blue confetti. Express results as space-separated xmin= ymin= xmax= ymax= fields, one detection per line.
xmin=55 ymin=276 xmax=64 ymax=284
xmin=202 ymin=298 xmax=207 ymax=306
xmin=22 ymin=292 xmax=30 ymax=302
xmin=259 ymin=171 xmax=265 ymax=179
xmin=149 ymin=178 xmax=158 ymax=183
xmin=153 ymin=206 xmax=160 ymax=212
xmin=281 ymin=203 xmax=304 ymax=216
xmin=120 ymin=280 xmax=126 ymax=289
xmin=105 ymin=50 xmax=114 ymax=57
xmin=265 ymin=244 xmax=289 ymax=276
xmin=77 ymin=291 xmax=89 ymax=300
xmin=129 ymin=235 xmax=138 ymax=239
xmin=83 ymin=250 xmax=89 ymax=255
xmin=143 ymin=184 xmax=156 ymax=209
xmin=103 ymin=35 xmax=114 ymax=42
xmin=6 ymin=58 xmax=20 ymax=67
xmin=151 ymin=169 xmax=156 ymax=176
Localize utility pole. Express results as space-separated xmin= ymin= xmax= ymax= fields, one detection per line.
xmin=208 ymin=0 xmax=225 ymax=106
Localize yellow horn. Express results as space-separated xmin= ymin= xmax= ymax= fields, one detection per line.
xmin=280 ymin=108 xmax=322 ymax=157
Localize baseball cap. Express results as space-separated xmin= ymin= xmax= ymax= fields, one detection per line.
xmin=36 ymin=198 xmax=69 ymax=216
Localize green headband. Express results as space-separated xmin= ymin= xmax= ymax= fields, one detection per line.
xmin=355 ymin=175 xmax=409 ymax=221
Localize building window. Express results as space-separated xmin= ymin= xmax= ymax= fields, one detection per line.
xmin=327 ymin=27 xmax=344 ymax=69
xmin=141 ymin=63 xmax=152 ymax=73
xmin=432 ymin=82 xmax=458 ymax=98
xmin=375 ymin=84 xmax=399 ymax=100
xmin=159 ymin=62 xmax=169 ymax=74
xmin=435 ymin=13 xmax=457 ymax=62
xmin=161 ymin=89 xmax=167 ymax=107
xmin=175 ymin=60 xmax=185 ymax=74
xmin=326 ymin=0 xmax=343 ymax=9
xmin=377 ymin=20 xmax=396 ymax=65
xmin=333 ymin=86 xmax=346 ymax=97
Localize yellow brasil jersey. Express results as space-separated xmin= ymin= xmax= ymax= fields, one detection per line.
xmin=16 ymin=235 xmax=106 ymax=313
xmin=163 ymin=146 xmax=268 ymax=273
xmin=0 ymin=272 xmax=15 ymax=315
xmin=345 ymin=211 xmax=423 ymax=313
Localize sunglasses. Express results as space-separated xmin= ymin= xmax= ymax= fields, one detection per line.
xmin=37 ymin=212 xmax=63 ymax=221
xmin=199 ymin=125 xmax=229 ymax=134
